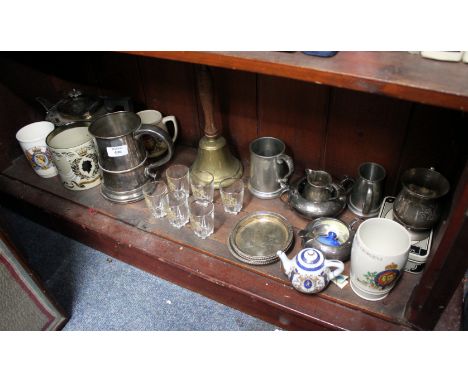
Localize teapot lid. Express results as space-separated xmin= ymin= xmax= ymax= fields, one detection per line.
xmin=295 ymin=248 xmax=325 ymax=272
xmin=56 ymin=89 xmax=102 ymax=120
xmin=317 ymin=231 xmax=341 ymax=246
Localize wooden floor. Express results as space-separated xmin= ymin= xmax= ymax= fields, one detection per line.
xmin=0 ymin=146 xmax=462 ymax=330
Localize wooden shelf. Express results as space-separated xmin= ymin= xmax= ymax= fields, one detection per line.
xmin=1 ymin=145 xmax=461 ymax=330
xmin=128 ymin=51 xmax=468 ymax=111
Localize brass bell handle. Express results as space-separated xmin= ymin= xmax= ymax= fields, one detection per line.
xmin=197 ymin=65 xmax=219 ymax=139
xmin=133 ymin=124 xmax=174 ymax=177
xmin=277 ymin=154 xmax=294 ymax=190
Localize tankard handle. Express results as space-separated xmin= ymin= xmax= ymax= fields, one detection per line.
xmin=362 ymin=185 xmax=374 ymax=215
xmin=277 ymin=154 xmax=294 ymax=191
xmin=133 ymin=124 xmax=174 ymax=178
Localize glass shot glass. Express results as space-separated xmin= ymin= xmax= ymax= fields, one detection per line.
xmin=220 ymin=178 xmax=244 ymax=215
xmin=166 ymin=190 xmax=189 ymax=228
xmin=166 ymin=164 xmax=190 ymax=196
xmin=190 ymin=170 xmax=214 ymax=202
xmin=142 ymin=180 xmax=168 ymax=218
xmin=189 ymin=200 xmax=215 ymax=239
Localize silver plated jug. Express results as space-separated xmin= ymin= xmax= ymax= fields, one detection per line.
xmin=89 ymin=111 xmax=173 ymax=203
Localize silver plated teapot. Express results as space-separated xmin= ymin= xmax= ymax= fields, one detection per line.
xmin=285 ymin=170 xmax=354 ymax=219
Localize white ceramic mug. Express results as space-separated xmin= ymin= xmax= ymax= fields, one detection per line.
xmin=350 ymin=218 xmax=411 ymax=301
xmin=136 ymin=110 xmax=178 ymax=158
xmin=46 ymin=123 xmax=101 ymax=191
xmin=16 ymin=121 xmax=58 ymax=178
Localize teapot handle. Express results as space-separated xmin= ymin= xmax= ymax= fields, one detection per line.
xmin=338 ymin=175 xmax=355 ymax=195
xmin=324 ymin=259 xmax=344 ymax=280
xmin=133 ymin=123 xmax=174 ymax=178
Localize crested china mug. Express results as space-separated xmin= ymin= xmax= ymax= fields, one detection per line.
xmin=350 ymin=218 xmax=411 ymax=301
xmin=46 ymin=123 xmax=101 ymax=191
xmin=16 ymin=121 xmax=58 ymax=178
xmin=136 ymin=110 xmax=178 ymax=158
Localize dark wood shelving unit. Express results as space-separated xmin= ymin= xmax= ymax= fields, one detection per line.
xmin=129 ymin=51 xmax=468 ymax=111
xmin=0 ymin=147 xmax=462 ymax=330
xmin=0 ymin=51 xmax=466 ymax=330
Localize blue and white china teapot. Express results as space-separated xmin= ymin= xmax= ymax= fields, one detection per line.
xmin=277 ymin=248 xmax=344 ymax=294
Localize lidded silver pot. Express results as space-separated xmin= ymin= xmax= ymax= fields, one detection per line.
xmin=89 ymin=111 xmax=173 ymax=203
xmin=393 ymin=167 xmax=449 ymax=231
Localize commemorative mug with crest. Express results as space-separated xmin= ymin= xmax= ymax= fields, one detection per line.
xmin=46 ymin=123 xmax=101 ymax=191
xmin=16 ymin=121 xmax=58 ymax=178
xmin=350 ymin=218 xmax=411 ymax=301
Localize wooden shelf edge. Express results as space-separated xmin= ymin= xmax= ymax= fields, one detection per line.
xmin=124 ymin=51 xmax=468 ymax=111
xmin=0 ymin=174 xmax=416 ymax=331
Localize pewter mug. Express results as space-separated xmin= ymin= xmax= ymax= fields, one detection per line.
xmin=89 ymin=111 xmax=173 ymax=203
xmin=348 ymin=162 xmax=386 ymax=218
xmin=393 ymin=167 xmax=449 ymax=231
xmin=248 ymin=137 xmax=294 ymax=199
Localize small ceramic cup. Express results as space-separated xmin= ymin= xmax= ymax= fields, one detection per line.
xmin=46 ymin=123 xmax=101 ymax=190
xmin=16 ymin=121 xmax=58 ymax=178
xmin=350 ymin=218 xmax=411 ymax=301
xmin=137 ymin=110 xmax=178 ymax=158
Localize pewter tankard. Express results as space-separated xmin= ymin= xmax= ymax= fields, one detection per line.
xmin=248 ymin=137 xmax=294 ymax=199
xmin=348 ymin=162 xmax=386 ymax=218
xmin=89 ymin=111 xmax=173 ymax=203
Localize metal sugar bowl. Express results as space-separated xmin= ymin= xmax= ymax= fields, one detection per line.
xmin=298 ymin=217 xmax=358 ymax=262
xmin=89 ymin=111 xmax=174 ymax=203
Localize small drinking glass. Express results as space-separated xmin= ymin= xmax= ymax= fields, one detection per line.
xmin=189 ymin=200 xmax=215 ymax=239
xmin=166 ymin=190 xmax=189 ymax=228
xmin=190 ymin=170 xmax=214 ymax=202
xmin=142 ymin=180 xmax=168 ymax=218
xmin=220 ymin=178 xmax=244 ymax=215
xmin=166 ymin=164 xmax=190 ymax=196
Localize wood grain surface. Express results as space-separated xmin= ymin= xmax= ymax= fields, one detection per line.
xmin=128 ymin=51 xmax=468 ymax=111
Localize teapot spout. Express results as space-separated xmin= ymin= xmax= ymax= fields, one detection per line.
xmin=277 ymin=250 xmax=294 ymax=277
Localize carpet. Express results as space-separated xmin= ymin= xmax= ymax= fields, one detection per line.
xmin=0 ymin=205 xmax=278 ymax=331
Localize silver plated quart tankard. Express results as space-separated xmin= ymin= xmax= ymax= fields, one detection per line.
xmin=89 ymin=111 xmax=174 ymax=203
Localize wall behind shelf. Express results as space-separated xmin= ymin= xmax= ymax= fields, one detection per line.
xmin=0 ymin=52 xmax=466 ymax=196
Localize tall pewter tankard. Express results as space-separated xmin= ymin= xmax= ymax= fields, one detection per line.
xmin=89 ymin=111 xmax=173 ymax=203
xmin=248 ymin=137 xmax=294 ymax=199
